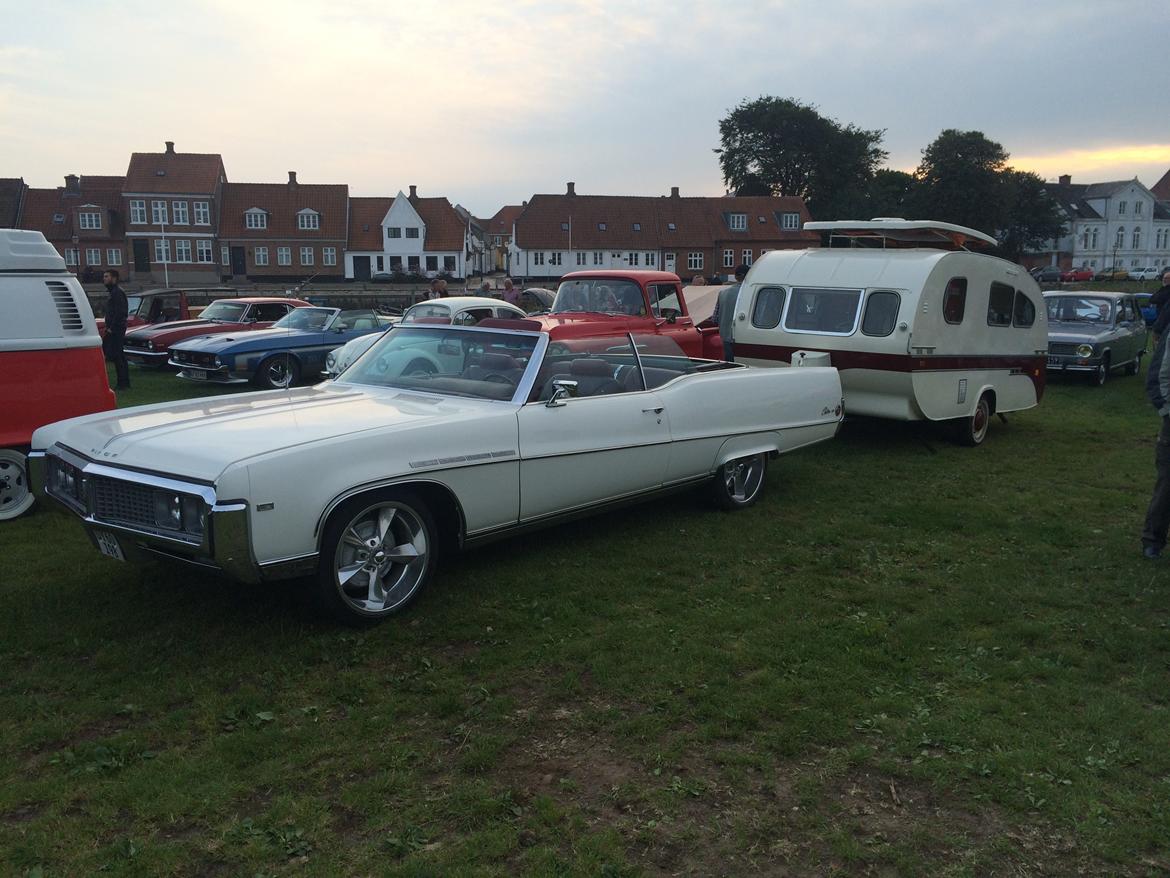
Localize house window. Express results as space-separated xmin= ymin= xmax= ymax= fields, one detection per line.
xmin=593 ymin=252 xmax=603 ymax=265
xmin=576 ymin=252 xmax=587 ymax=266
xmin=175 ymin=240 xmax=192 ymax=262
xmin=1090 ymin=227 xmax=1099 ymax=249
xmin=443 ymin=256 xmax=455 ymax=271
xmin=1133 ymin=228 xmax=1141 ymax=249
xmin=1135 ymin=201 xmax=1144 ymax=216
xmin=172 ymin=201 xmax=189 ymax=224
xmin=408 ymin=255 xmax=419 ymax=271
xmin=1115 ymin=227 xmax=1125 ymax=249
xmin=1118 ymin=200 xmax=1127 ymax=216
xmin=550 ymin=252 xmax=562 ymax=266
xmin=743 ymin=249 xmax=753 ymax=266
xmin=64 ymin=248 xmax=78 ymax=266
xmin=377 ymin=256 xmax=386 ymax=271
xmin=687 ymin=252 xmax=703 ymax=270
xmin=221 ymin=245 xmax=230 ymax=266
xmin=154 ymin=240 xmax=170 ymax=263
xmin=1080 ymin=229 xmax=1089 ymax=249
xmin=85 ymin=248 xmax=101 ymax=265
xmin=151 ymin=200 xmax=168 ymax=224
xmin=194 ymin=201 xmax=210 ymax=225
xmin=387 ymin=227 xmax=401 ymax=238
xmin=646 ymin=252 xmax=656 ymax=267
xmin=197 ymin=240 xmax=213 ymax=263
xmin=723 ymin=249 xmax=735 ymax=268
xmin=300 ymin=247 xmax=314 ymax=265
xmin=277 ymin=247 xmax=291 ymax=266
xmin=323 ymin=247 xmax=337 ymax=266
xmin=254 ymin=247 xmax=269 ymax=266
xmin=729 ymin=213 xmax=747 ymax=231
xmin=987 ymin=282 xmax=1014 ymax=326
xmin=405 ymin=227 xmax=419 ymax=239
xmin=533 ymin=252 xmax=545 ymax=266
xmin=79 ymin=211 xmax=102 ymax=230
xmin=561 ymin=222 xmax=569 ymax=231
xmin=425 ymin=255 xmax=438 ymax=271
xmin=629 ymin=252 xmax=639 ymax=266
xmin=494 ymin=235 xmax=502 ymax=246
xmin=106 ymin=248 xmax=122 ymax=266
xmin=130 ymin=200 xmax=146 ymax=224
xmin=298 ymin=211 xmax=320 ymax=230
xmin=632 ymin=223 xmax=641 ymax=231
xmin=245 ymin=209 xmax=267 ymax=230
xmin=667 ymin=222 xmax=676 ymax=231
xmin=758 ymin=215 xmax=767 ymax=224
xmin=598 ymin=222 xmax=607 ymax=231
xmin=782 ymin=212 xmax=800 ymax=230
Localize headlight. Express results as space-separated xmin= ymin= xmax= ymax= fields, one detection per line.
xmin=152 ymin=491 xmax=206 ymax=535
xmin=214 ymin=356 xmax=223 ymax=368
xmin=145 ymin=340 xmax=154 ymax=350
xmin=325 ymin=351 xmax=337 ymax=370
xmin=1076 ymin=344 xmax=1094 ymax=358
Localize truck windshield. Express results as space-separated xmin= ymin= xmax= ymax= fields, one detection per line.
xmin=552 ymin=279 xmax=644 ymax=316
xmin=200 ymin=301 xmax=248 ymax=322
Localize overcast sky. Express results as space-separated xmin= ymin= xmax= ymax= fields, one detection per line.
xmin=3 ymin=0 xmax=1168 ymax=218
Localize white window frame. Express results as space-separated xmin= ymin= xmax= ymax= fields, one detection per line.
xmin=323 ymin=247 xmax=337 ymax=266
xmin=723 ymin=248 xmax=734 ymax=267
xmin=245 ymin=209 xmax=268 ymax=230
xmin=194 ymin=201 xmax=210 ymax=225
xmin=175 ymin=240 xmax=193 ymax=263
xmin=129 ymin=199 xmax=147 ymax=224
xmin=729 ymin=213 xmax=747 ymax=231
xmin=196 ymin=240 xmax=213 ymax=263
xmin=687 ymin=252 xmax=703 ymax=271
xmin=575 ymin=252 xmax=587 ymax=266
xmin=645 ymin=252 xmax=656 ymax=267
xmin=151 ymin=200 xmax=168 ymax=224
xmin=549 ymin=252 xmax=562 ymax=266
xmin=1135 ymin=201 xmax=1143 ymax=216
xmin=221 ymin=245 xmax=231 ymax=266
xmin=106 ymin=248 xmax=122 ymax=266
xmin=782 ymin=212 xmax=800 ymax=230
xmin=593 ymin=251 xmax=603 ymax=265
xmin=79 ymin=211 xmax=102 ymax=230
xmin=1115 ymin=227 xmax=1125 ymax=249
xmin=629 ymin=252 xmax=639 ymax=266
xmin=172 ymin=201 xmax=189 ymax=224
xmin=64 ymin=248 xmax=78 ymax=266
xmin=277 ymin=247 xmax=291 ymax=266
xmin=533 ymin=252 xmax=545 ymax=266
xmin=743 ymin=249 xmax=753 ymax=266
xmin=85 ymin=248 xmax=101 ymax=265
xmin=254 ymin=246 xmax=269 ymax=267
xmin=154 ymin=240 xmax=170 ymax=263
xmin=297 ymin=210 xmax=320 ymax=231
xmin=1133 ymin=228 xmax=1141 ymax=249
xmin=405 ymin=227 xmax=419 ymax=239
xmin=300 ymin=246 xmax=314 ymax=266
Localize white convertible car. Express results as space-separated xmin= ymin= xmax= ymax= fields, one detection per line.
xmin=31 ymin=323 xmax=843 ymax=624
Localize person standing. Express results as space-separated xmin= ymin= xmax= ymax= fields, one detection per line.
xmin=501 ymin=277 xmax=520 ymax=306
xmin=102 ymin=269 xmax=130 ymax=390
xmin=1148 ymin=269 xmax=1170 ymax=314
xmin=710 ymin=264 xmax=748 ymax=362
xmin=1142 ymin=331 xmax=1170 ymax=558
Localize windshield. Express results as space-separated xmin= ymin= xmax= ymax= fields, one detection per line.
xmin=200 ymin=301 xmax=247 ymax=322
xmin=552 ymin=279 xmax=646 ymax=316
xmin=402 ymin=303 xmax=451 ymax=322
xmin=1046 ymin=296 xmax=1112 ymax=323
xmin=125 ymin=295 xmax=142 ymax=316
xmin=272 ymin=307 xmax=336 ymax=331
xmin=340 ymin=326 xmax=540 ymax=401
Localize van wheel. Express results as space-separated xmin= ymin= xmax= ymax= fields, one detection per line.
xmin=956 ymin=394 xmax=991 ymax=447
xmin=1124 ymin=352 xmax=1141 ymax=376
xmin=0 ymin=449 xmax=34 ymax=520
xmin=256 ymin=355 xmax=300 ymax=389
xmin=709 ymin=453 xmax=768 ymax=509
xmin=316 ymin=489 xmax=438 ymax=626
xmin=1091 ymin=354 xmax=1110 ymax=387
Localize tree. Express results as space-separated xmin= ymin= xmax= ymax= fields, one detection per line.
xmin=860 ymin=169 xmax=916 ymax=220
xmin=716 ymin=97 xmax=886 ymax=219
xmin=997 ymin=170 xmax=1068 ymax=262
xmin=910 ymin=129 xmax=1009 ymax=234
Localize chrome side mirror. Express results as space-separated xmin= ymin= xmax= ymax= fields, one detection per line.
xmin=546 ymin=379 xmax=578 ymax=407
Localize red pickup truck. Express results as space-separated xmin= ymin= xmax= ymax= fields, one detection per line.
xmin=530 ymin=270 xmax=722 ymax=359
xmin=95 ymin=287 xmax=238 ymax=337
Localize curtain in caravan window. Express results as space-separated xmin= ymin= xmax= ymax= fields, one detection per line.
xmin=987 ymin=282 xmax=1014 ymax=326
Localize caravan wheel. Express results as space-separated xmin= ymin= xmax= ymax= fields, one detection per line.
xmin=955 ymin=394 xmax=991 ymax=447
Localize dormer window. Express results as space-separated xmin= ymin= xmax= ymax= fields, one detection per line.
xmin=52 ymin=213 xmax=65 ymax=224
xmin=561 ymin=222 xmax=569 ymax=231
xmin=781 ymin=212 xmax=800 ymax=230
xmin=758 ymin=215 xmax=767 ymax=224
xmin=667 ymin=222 xmax=676 ymax=231
xmin=729 ymin=213 xmax=747 ymax=231
xmin=297 ymin=209 xmax=320 ymax=230
xmin=598 ymin=222 xmax=607 ymax=231
xmin=79 ymin=210 xmax=102 ymax=230
xmin=245 ymin=208 xmax=268 ymax=230
xmin=632 ymin=223 xmax=641 ymax=231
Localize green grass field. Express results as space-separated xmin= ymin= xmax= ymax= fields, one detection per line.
xmin=2 ymin=362 xmax=1168 ymax=876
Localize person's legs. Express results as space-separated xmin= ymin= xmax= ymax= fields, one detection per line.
xmin=1141 ymin=418 xmax=1170 ymax=555
xmin=109 ymin=332 xmax=130 ymax=388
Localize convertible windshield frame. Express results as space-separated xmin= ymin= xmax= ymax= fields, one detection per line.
xmin=272 ymin=306 xmax=339 ymax=331
xmin=200 ymin=301 xmax=248 ymax=323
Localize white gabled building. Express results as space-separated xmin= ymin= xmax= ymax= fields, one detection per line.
xmin=344 ymin=186 xmax=471 ymax=280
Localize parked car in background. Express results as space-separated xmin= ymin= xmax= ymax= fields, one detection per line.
xmin=123 ymin=297 xmax=310 ymax=367
xmin=323 ymin=296 xmax=528 ymax=378
xmin=1034 ymin=265 xmax=1063 ymax=284
xmin=1094 ymin=266 xmax=1129 ymax=281
xmin=1060 ymin=266 xmax=1094 ymax=282
xmin=170 ymin=307 xmax=391 ymax=388
xmin=519 ymin=287 xmax=555 ymax=313
xmin=1131 ymin=267 xmax=1162 ymax=282
xmin=1044 ymin=291 xmax=1148 ymax=385
xmin=31 ymin=323 xmax=844 ymax=624
xmin=95 ymin=287 xmax=237 ymax=337
xmin=0 ymin=230 xmax=115 ymax=520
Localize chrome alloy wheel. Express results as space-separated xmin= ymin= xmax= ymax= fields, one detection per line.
xmin=332 ymin=501 xmax=430 ymax=615
xmin=720 ymin=453 xmax=766 ymax=505
xmin=0 ymin=449 xmax=34 ymax=521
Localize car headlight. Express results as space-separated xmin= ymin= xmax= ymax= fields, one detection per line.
xmin=1076 ymin=344 xmax=1094 ymax=358
xmin=326 ymin=351 xmax=337 ymax=371
xmin=152 ymin=491 xmax=206 ymax=535
xmin=145 ymin=340 xmax=155 ymax=350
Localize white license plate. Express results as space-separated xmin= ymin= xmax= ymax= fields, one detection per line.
xmin=1046 ymin=357 xmax=1059 ymax=366
xmin=94 ymin=530 xmax=125 ymax=561
xmin=188 ymin=368 xmax=207 ymax=380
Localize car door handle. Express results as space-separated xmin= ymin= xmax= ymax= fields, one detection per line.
xmin=642 ymin=406 xmax=664 ymax=414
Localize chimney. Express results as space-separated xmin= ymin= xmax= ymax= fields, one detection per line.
xmin=165 ymin=140 xmax=175 ymax=154
xmin=1058 ymin=174 xmax=1071 ymax=186
xmin=566 ymin=181 xmax=576 ymax=196
xmin=64 ymin=174 xmax=80 ymax=194
xmin=288 ymin=170 xmax=298 ymax=185
xmin=670 ymin=186 xmax=680 ymax=198
xmin=409 ymin=184 xmax=417 ymax=199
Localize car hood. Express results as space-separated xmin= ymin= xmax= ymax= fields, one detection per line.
xmin=124 ymin=319 xmax=225 ymax=341
xmin=1048 ymin=322 xmax=1109 ymax=342
xmin=531 ymin=312 xmax=640 ymax=330
xmin=174 ymin=326 xmax=322 ymax=351
xmin=37 ymin=384 xmax=507 ymax=482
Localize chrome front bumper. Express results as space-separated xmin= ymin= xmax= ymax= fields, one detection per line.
xmin=1045 ymin=355 xmax=1099 ymax=373
xmin=168 ymin=359 xmax=249 ymax=384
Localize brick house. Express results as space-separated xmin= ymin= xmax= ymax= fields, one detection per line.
xmin=17 ymin=174 xmax=127 ymax=279
xmin=509 ymin=183 xmax=817 ymax=281
xmin=122 ymin=141 xmax=226 ymax=284
xmin=218 ymin=173 xmax=348 ymax=282
xmin=345 ymin=186 xmax=471 ymax=280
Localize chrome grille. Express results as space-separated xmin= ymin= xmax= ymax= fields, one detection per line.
xmin=93 ymin=476 xmax=155 ymax=527
xmin=174 ymin=350 xmax=215 ymax=367
xmin=1048 ymin=342 xmax=1078 ymax=355
xmin=46 ymin=281 xmax=85 ymax=333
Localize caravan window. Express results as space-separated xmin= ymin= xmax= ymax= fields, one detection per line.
xmin=987 ymin=282 xmax=1014 ymax=326
xmin=783 ymin=287 xmax=863 ymax=335
xmin=861 ymin=291 xmax=900 ymax=337
xmin=943 ymin=278 xmax=967 ymax=324
xmin=1012 ymin=291 xmax=1036 ymax=328
xmin=750 ymin=287 xmax=786 ymax=329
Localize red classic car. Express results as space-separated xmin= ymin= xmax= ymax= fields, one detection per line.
xmin=123 ymin=297 xmax=311 ymax=366
xmin=1060 ymin=266 xmax=1094 ymax=282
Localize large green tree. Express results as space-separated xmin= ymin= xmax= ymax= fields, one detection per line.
xmin=716 ymin=96 xmax=886 ymax=219
xmin=910 ymin=129 xmax=1009 ymax=235
xmin=997 ymin=170 xmax=1068 ymax=262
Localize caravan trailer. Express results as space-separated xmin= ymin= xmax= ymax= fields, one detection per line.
xmin=731 ymin=220 xmax=1047 ymax=445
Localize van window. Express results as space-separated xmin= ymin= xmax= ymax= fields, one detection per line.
xmin=943 ymin=278 xmax=966 ymax=324
xmin=987 ymin=282 xmax=1014 ymax=326
xmin=861 ymin=291 xmax=900 ymax=337
xmin=783 ymin=287 xmax=863 ymax=334
xmin=1013 ymin=291 xmax=1036 ymax=328
xmin=750 ymin=287 xmax=786 ymax=329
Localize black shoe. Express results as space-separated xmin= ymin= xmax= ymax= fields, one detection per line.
xmin=1142 ymin=545 xmax=1162 ymax=560
xmin=115 ymin=384 xmax=131 ymax=390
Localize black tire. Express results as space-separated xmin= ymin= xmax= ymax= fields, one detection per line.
xmin=708 ymin=453 xmax=768 ymax=510
xmin=255 ymin=354 xmax=301 ymax=389
xmin=1091 ymin=354 xmax=1110 ymax=387
xmin=1124 ymin=352 xmax=1141 ymax=376
xmin=316 ymin=488 xmax=438 ymax=626
xmin=955 ymin=393 xmax=991 ymax=447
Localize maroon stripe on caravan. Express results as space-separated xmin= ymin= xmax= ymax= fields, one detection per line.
xmin=734 ymin=344 xmax=1047 ymax=399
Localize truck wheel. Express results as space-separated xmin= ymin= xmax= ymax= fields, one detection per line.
xmin=256 ymin=355 xmax=300 ymax=389
xmin=316 ymin=489 xmax=438 ymax=625
xmin=1091 ymin=354 xmax=1110 ymax=387
xmin=0 ymin=449 xmax=34 ymax=521
xmin=708 ymin=452 xmax=768 ymax=510
xmin=955 ymin=394 xmax=991 ymax=447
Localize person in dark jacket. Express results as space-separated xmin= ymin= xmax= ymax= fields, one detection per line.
xmin=1148 ymin=269 xmax=1170 ymax=313
xmin=1142 ymin=331 xmax=1170 ymax=558
xmin=710 ymin=264 xmax=749 ymax=362
xmin=102 ymin=269 xmax=130 ymax=390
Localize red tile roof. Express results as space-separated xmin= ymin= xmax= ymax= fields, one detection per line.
xmin=346 ymin=194 xmax=467 ymax=251
xmin=124 ymin=148 xmax=225 ymax=194
xmin=347 ymin=197 xmax=393 ymax=250
xmin=17 ymin=176 xmax=127 ymax=242
xmin=219 ymin=181 xmax=349 ymax=239
xmin=486 ymin=205 xmax=524 ymax=236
